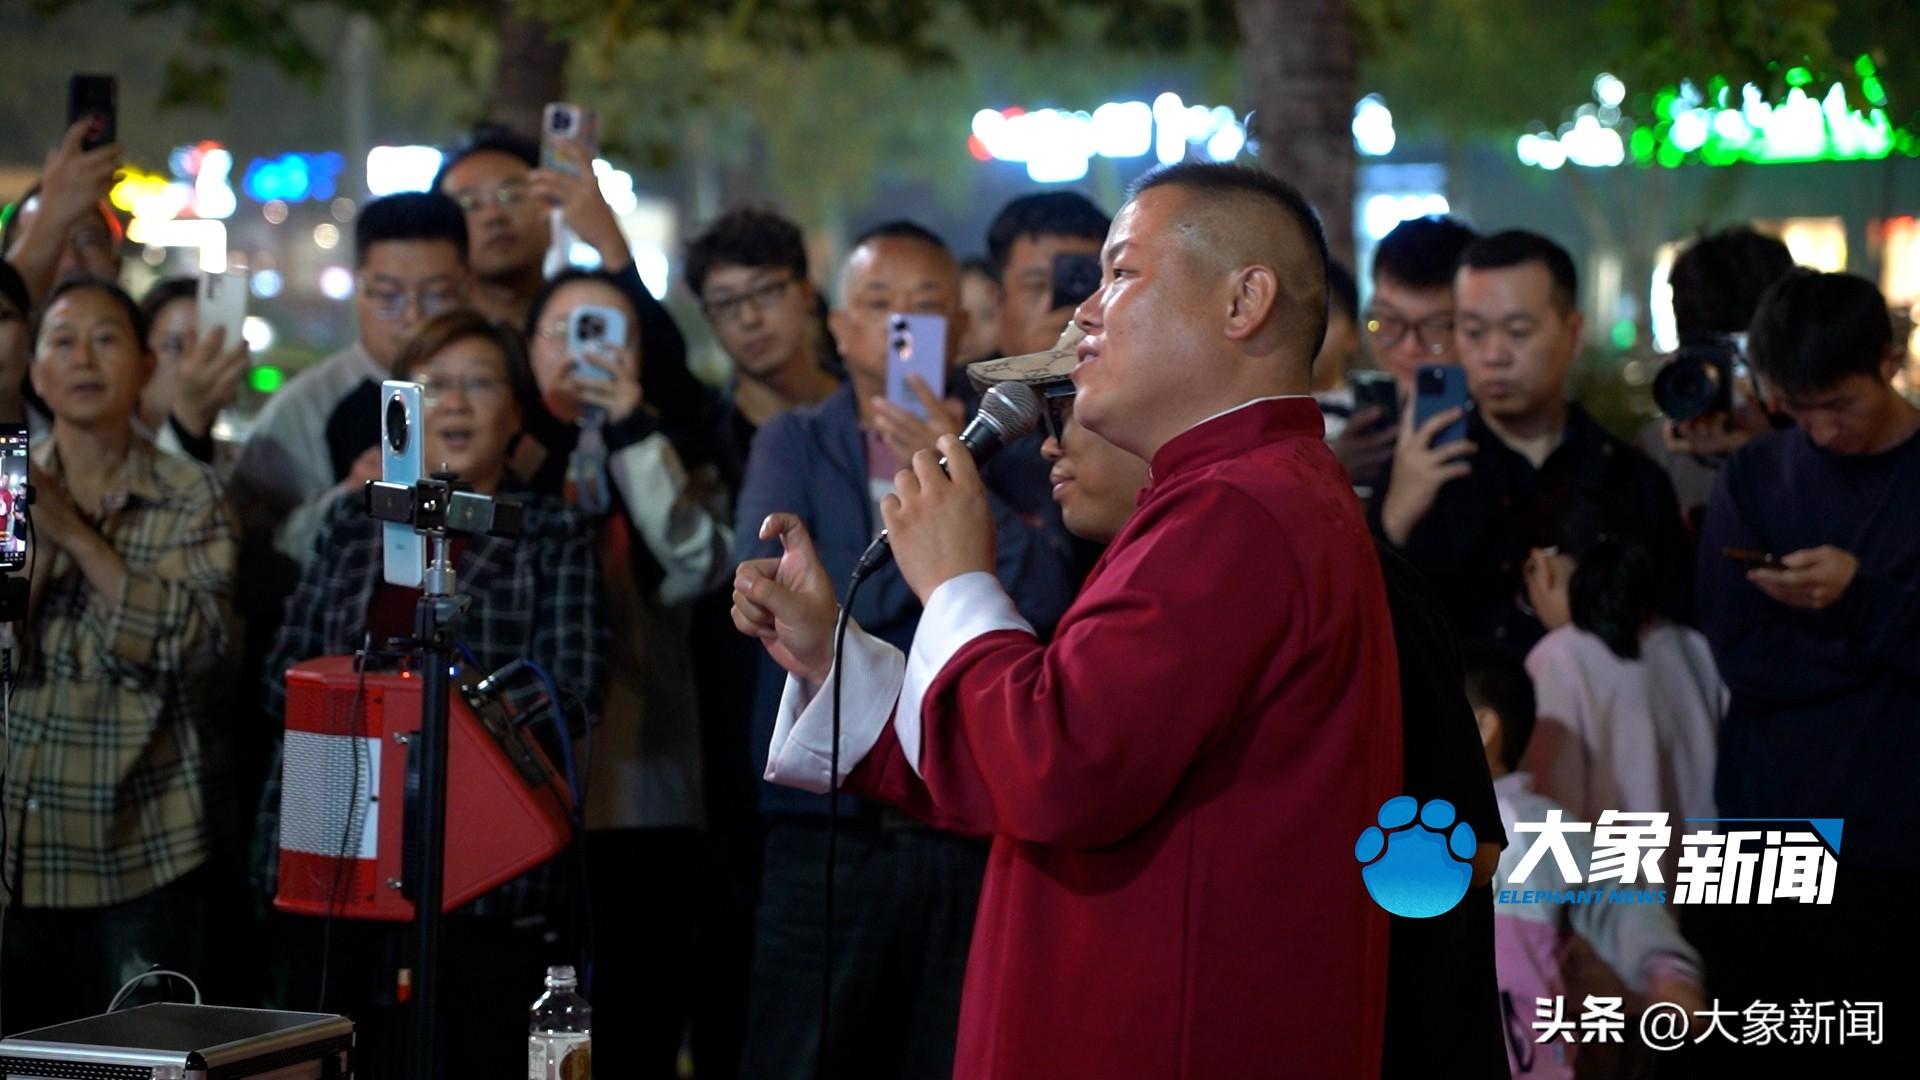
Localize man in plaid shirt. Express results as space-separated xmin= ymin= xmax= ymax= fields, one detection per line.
xmin=2 ymin=279 xmax=237 ymax=1034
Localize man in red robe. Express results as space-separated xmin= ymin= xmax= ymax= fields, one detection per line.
xmin=733 ymin=162 xmax=1404 ymax=1077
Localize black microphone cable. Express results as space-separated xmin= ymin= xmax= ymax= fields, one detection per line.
xmin=818 ymin=572 xmax=865 ymax=1080
xmin=817 ymin=382 xmax=1041 ymax=1077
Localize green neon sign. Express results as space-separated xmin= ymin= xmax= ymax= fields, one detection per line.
xmin=1521 ymin=56 xmax=1919 ymax=171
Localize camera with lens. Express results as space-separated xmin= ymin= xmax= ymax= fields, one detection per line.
xmin=889 ymin=314 xmax=911 ymax=357
xmin=1652 ymin=335 xmax=1742 ymax=422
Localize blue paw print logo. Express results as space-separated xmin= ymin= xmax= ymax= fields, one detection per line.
xmin=1355 ymin=796 xmax=1476 ymax=918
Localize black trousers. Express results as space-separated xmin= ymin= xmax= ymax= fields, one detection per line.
xmin=1 ymin=865 xmax=211 ymax=1035
xmin=738 ymin=818 xmax=986 ymax=1080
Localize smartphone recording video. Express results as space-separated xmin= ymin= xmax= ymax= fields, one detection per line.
xmin=887 ymin=313 xmax=948 ymax=419
xmin=381 ymin=381 xmax=425 ymax=588
xmin=66 ymin=73 xmax=117 ymax=151
xmin=1 ymin=424 xmax=29 ymax=572
xmin=566 ymin=305 xmax=626 ymax=384
xmin=541 ymin=103 xmax=599 ymax=178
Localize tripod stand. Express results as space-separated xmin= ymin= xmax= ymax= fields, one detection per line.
xmin=365 ymin=475 xmax=522 ymax=1080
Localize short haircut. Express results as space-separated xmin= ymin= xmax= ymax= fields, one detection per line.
xmin=1372 ymin=215 xmax=1478 ymax=291
xmin=354 ymin=191 xmax=469 ymax=269
xmin=1327 ymin=260 xmax=1359 ymax=322
xmin=1128 ymin=161 xmax=1331 ymax=360
xmin=984 ymin=192 xmax=1111 ymax=284
xmin=393 ymin=307 xmax=539 ymax=412
xmin=838 ymin=220 xmax=955 ymax=301
xmin=36 ymin=275 xmax=147 ymax=346
xmin=1459 ymin=229 xmax=1578 ymax=312
xmin=139 ymin=276 xmax=199 ymax=333
xmin=684 ymin=206 xmax=809 ymax=298
xmin=1746 ymin=269 xmax=1893 ymax=399
xmin=432 ymin=124 xmax=540 ymax=193
xmin=1668 ymin=226 xmax=1796 ymax=341
xmin=1460 ymin=643 xmax=1537 ymax=773
xmin=960 ymin=255 xmax=996 ymax=280
xmin=850 ymin=219 xmax=950 ymax=254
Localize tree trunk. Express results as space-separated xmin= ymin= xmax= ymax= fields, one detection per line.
xmin=489 ymin=0 xmax=570 ymax=137
xmin=1234 ymin=0 xmax=1357 ymax=266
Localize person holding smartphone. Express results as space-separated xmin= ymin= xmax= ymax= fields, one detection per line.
xmin=435 ymin=125 xmax=631 ymax=330
xmin=1692 ymin=271 xmax=1920 ymax=1053
xmin=731 ymin=220 xmax=1075 ymax=1080
xmin=135 ymin=277 xmax=248 ymax=464
xmin=1 ymin=278 xmax=237 ymax=1035
xmin=1371 ymin=230 xmax=1693 ymax=656
xmin=0 ymin=120 xmax=124 ymax=306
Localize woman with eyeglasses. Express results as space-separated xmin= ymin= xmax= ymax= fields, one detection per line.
xmin=517 ymin=267 xmax=732 ymax=1077
xmin=136 ymin=277 xmax=248 ymax=465
xmin=257 ymin=308 xmax=605 ymax=1075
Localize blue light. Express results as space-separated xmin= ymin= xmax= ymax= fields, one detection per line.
xmin=243 ymin=152 xmax=346 ymax=204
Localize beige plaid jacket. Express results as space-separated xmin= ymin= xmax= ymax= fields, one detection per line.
xmin=2 ymin=437 xmax=236 ymax=908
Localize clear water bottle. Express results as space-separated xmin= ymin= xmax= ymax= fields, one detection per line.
xmin=528 ymin=964 xmax=592 ymax=1079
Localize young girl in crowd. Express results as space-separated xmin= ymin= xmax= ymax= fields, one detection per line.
xmin=1519 ymin=489 xmax=1724 ymax=878
xmin=259 ymin=309 xmax=604 ymax=1075
xmin=1466 ymin=646 xmax=1705 ymax=1080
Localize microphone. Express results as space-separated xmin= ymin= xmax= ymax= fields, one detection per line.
xmin=851 ymin=382 xmax=1044 ymax=583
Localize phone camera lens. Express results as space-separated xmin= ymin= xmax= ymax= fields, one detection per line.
xmin=553 ymin=110 xmax=573 ymax=133
xmin=386 ymin=396 xmax=409 ymax=454
xmin=580 ymin=315 xmax=602 ymax=340
xmin=890 ymin=315 xmax=907 ymax=331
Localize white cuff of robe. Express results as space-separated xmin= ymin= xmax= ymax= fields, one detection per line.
xmin=898 ymin=571 xmax=1035 ymax=775
xmin=765 ymin=620 xmax=906 ymax=793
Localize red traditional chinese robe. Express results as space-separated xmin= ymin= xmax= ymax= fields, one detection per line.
xmin=767 ymin=397 xmax=1403 ymax=1077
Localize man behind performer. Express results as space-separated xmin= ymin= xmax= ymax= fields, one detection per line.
xmin=733 ymin=163 xmax=1404 ymax=1077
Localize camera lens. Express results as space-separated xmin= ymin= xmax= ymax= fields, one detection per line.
xmin=890 ymin=315 xmax=907 ymax=331
xmin=1652 ymin=351 xmax=1727 ymax=421
xmin=891 ymin=335 xmax=909 ymax=353
xmin=552 ymin=110 xmax=573 ymax=133
xmin=386 ymin=395 xmax=409 ymax=455
xmin=580 ymin=315 xmax=603 ymax=340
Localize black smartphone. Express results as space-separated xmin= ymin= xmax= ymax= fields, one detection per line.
xmin=1350 ymin=370 xmax=1399 ymax=429
xmin=1050 ymin=252 xmax=1102 ymax=311
xmin=1721 ymin=546 xmax=1786 ymax=570
xmin=67 ymin=73 xmax=117 ymax=150
xmin=2 ymin=423 xmax=28 ymax=571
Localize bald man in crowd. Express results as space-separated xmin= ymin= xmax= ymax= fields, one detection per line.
xmin=735 ymin=163 xmax=1404 ymax=1076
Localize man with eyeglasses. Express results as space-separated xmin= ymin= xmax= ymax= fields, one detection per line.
xmin=1366 ymin=215 xmax=1480 ymax=388
xmin=434 ymin=125 xmax=636 ymax=329
xmin=684 ymin=206 xmax=842 ymax=494
xmin=229 ymin=192 xmax=471 ymax=563
xmin=1371 ymin=230 xmax=1691 ymax=656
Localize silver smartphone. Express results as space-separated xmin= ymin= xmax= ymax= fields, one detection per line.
xmin=381 ymin=380 xmax=425 ymax=588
